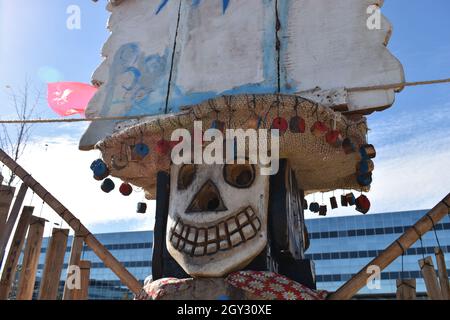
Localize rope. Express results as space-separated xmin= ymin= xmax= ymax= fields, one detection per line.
xmin=1 ymin=77 xmax=449 ymax=125
xmin=348 ymin=77 xmax=450 ymax=92
xmin=425 ymin=214 xmax=442 ymax=250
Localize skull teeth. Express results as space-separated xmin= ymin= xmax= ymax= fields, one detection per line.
xmin=169 ymin=207 xmax=261 ymax=257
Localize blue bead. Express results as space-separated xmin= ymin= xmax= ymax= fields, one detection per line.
xmin=101 ymin=178 xmax=115 ymax=193
xmin=91 ymin=159 xmax=108 ymax=177
xmin=134 ymin=143 xmax=150 ymax=158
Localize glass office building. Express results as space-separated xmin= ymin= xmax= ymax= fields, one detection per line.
xmin=306 ymin=209 xmax=450 ymax=296
xmin=15 ymin=209 xmax=450 ymax=299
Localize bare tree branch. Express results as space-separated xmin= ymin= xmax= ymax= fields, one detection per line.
xmin=1 ymin=80 xmax=41 ymax=186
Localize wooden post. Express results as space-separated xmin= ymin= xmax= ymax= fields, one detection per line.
xmin=419 ymin=256 xmax=442 ymax=300
xmin=0 ymin=206 xmax=34 ymax=299
xmin=0 ymin=185 xmax=15 ymax=238
xmin=434 ymin=247 xmax=450 ymax=300
xmin=62 ymin=234 xmax=84 ymax=300
xmin=396 ymin=279 xmax=416 ymax=300
xmin=71 ymin=260 xmax=91 ymax=300
xmin=0 ymin=148 xmax=145 ymax=297
xmin=328 ymin=193 xmax=450 ymax=300
xmin=16 ymin=216 xmax=46 ymax=300
xmin=39 ymin=228 xmax=69 ymax=300
xmin=0 ymin=183 xmax=28 ymax=262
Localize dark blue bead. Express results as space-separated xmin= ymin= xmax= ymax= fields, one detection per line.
xmin=101 ymin=178 xmax=115 ymax=193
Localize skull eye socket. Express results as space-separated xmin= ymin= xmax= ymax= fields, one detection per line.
xmin=178 ymin=164 xmax=196 ymax=190
xmin=223 ymin=164 xmax=255 ymax=188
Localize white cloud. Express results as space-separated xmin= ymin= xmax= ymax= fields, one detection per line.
xmin=3 ymin=135 xmax=155 ymax=235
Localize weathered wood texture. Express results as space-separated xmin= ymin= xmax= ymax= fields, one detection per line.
xmin=434 ymin=247 xmax=450 ymax=300
xmin=16 ymin=216 xmax=46 ymax=300
xmin=63 ymin=234 xmax=84 ymax=300
xmin=328 ymin=193 xmax=450 ymax=300
xmin=71 ymin=260 xmax=91 ymax=300
xmin=396 ymin=279 xmax=416 ymax=300
xmin=0 ymin=148 xmax=145 ymax=297
xmin=0 ymin=185 xmax=15 ymax=238
xmin=419 ymin=256 xmax=442 ymax=300
xmin=39 ymin=228 xmax=69 ymax=300
xmin=0 ymin=206 xmax=34 ymax=299
xmin=0 ymin=183 xmax=28 ymax=262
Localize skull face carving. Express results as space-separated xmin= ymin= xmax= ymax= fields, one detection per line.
xmin=166 ymin=162 xmax=269 ymax=278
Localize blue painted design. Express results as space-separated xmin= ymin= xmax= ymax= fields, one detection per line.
xmin=155 ymin=0 xmax=169 ymax=15
xmin=278 ymin=0 xmax=299 ymax=94
xmin=99 ymin=43 xmax=172 ymax=119
xmin=156 ymin=0 xmax=231 ymax=15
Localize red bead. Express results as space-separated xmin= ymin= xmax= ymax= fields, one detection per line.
xmin=289 ymin=116 xmax=306 ymax=133
xmin=325 ymin=130 xmax=343 ymax=147
xmin=119 ymin=183 xmax=133 ymax=196
xmin=311 ymin=121 xmax=328 ymax=137
xmin=156 ymin=139 xmax=172 ymax=155
xmin=271 ymin=117 xmax=288 ymax=134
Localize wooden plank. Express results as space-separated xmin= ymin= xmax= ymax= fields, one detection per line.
xmin=0 ymin=185 xmax=15 ymax=238
xmin=280 ymin=0 xmax=404 ymax=113
xmin=16 ymin=216 xmax=46 ymax=300
xmin=419 ymin=256 xmax=442 ymax=300
xmin=396 ymin=279 xmax=416 ymax=300
xmin=328 ymin=193 xmax=450 ymax=300
xmin=169 ymin=0 xmax=277 ymax=112
xmin=0 ymin=148 xmax=145 ymax=297
xmin=62 ymin=234 xmax=84 ymax=300
xmin=71 ymin=260 xmax=91 ymax=300
xmin=39 ymin=228 xmax=69 ymax=300
xmin=0 ymin=206 xmax=34 ymax=299
xmin=0 ymin=183 xmax=28 ymax=262
xmin=434 ymin=247 xmax=450 ymax=300
xmin=80 ymin=0 xmax=181 ymax=150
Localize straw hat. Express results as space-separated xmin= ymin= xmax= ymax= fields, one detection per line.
xmin=96 ymin=94 xmax=371 ymax=199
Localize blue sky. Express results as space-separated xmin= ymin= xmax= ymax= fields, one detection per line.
xmin=0 ymin=0 xmax=449 ymax=234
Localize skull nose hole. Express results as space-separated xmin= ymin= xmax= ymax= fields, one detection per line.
xmin=196 ymin=190 xmax=220 ymax=211
xmin=207 ymin=197 xmax=220 ymax=211
xmin=186 ymin=180 xmax=228 ymax=213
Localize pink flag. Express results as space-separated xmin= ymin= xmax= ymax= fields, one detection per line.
xmin=47 ymin=82 xmax=97 ymax=117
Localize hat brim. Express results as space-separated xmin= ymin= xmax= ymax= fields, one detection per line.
xmin=96 ymin=94 xmax=370 ymax=199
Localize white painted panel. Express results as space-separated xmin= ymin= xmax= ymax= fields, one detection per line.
xmin=168 ymin=0 xmax=277 ymax=112
xmin=80 ymin=0 xmax=180 ymax=149
xmin=280 ymin=0 xmax=404 ymax=112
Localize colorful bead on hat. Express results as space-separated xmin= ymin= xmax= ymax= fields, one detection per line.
xmin=271 ymin=117 xmax=288 ymax=134
xmin=119 ymin=183 xmax=133 ymax=196
xmin=311 ymin=121 xmax=328 ymax=137
xmin=156 ymin=139 xmax=172 ymax=155
xmin=289 ymin=116 xmax=306 ymax=134
xmin=341 ymin=194 xmax=348 ymax=207
xmin=325 ymin=129 xmax=343 ymax=148
xmin=359 ymin=144 xmax=376 ymax=159
xmin=90 ymin=159 xmax=109 ymax=179
xmin=356 ymin=195 xmax=371 ymax=214
xmin=345 ymin=193 xmax=356 ymax=206
xmin=133 ymin=143 xmax=150 ymax=160
xmin=137 ymin=202 xmax=147 ymax=214
xmin=357 ymin=159 xmax=374 ymax=175
xmin=330 ymin=196 xmax=338 ymax=209
xmin=357 ymin=173 xmax=373 ymax=187
xmin=309 ymin=202 xmax=320 ymax=213
xmin=101 ymin=178 xmax=115 ymax=193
